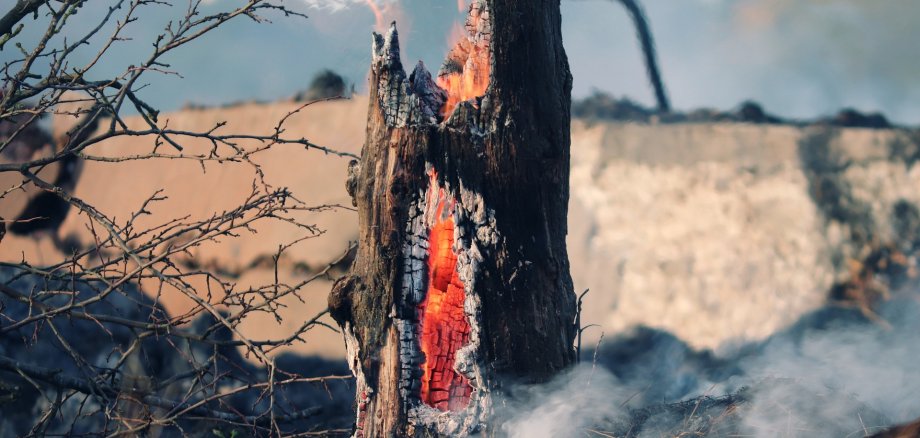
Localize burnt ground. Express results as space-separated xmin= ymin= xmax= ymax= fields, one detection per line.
xmin=4 ymin=257 xmax=917 ymax=437
xmin=578 ymin=295 xmax=920 ymax=437
xmin=0 ymin=266 xmax=355 ymax=438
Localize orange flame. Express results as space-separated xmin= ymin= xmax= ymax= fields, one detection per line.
xmin=365 ymin=0 xmax=385 ymax=31
xmin=446 ymin=21 xmax=466 ymax=48
xmin=417 ymin=177 xmax=472 ymax=412
xmin=436 ymin=2 xmax=490 ymax=118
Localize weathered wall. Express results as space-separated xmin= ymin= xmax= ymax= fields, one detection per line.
xmin=569 ymin=121 xmax=920 ymax=349
xmin=4 ymin=97 xmax=919 ymax=355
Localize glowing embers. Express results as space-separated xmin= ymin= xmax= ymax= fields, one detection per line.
xmin=418 ymin=204 xmax=473 ymax=411
xmin=436 ymin=1 xmax=490 ymax=118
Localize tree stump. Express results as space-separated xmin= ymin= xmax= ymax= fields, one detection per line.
xmin=330 ymin=1 xmax=576 ymax=435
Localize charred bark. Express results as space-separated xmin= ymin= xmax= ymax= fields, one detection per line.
xmin=869 ymin=418 xmax=920 ymax=438
xmin=329 ymin=1 xmax=576 ymax=436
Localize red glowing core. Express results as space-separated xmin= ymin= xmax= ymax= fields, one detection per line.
xmin=418 ymin=205 xmax=473 ymax=411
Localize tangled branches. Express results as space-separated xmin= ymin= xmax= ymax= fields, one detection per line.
xmin=0 ymin=0 xmax=356 ymax=436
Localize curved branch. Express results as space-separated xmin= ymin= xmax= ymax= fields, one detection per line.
xmin=0 ymin=0 xmax=44 ymax=39
xmin=616 ymin=0 xmax=671 ymax=112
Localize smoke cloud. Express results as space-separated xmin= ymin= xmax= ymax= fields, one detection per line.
xmin=300 ymin=0 xmax=395 ymax=11
xmin=565 ymin=0 xmax=920 ymax=123
xmin=502 ymin=295 xmax=920 ymax=437
xmin=502 ymin=365 xmax=630 ymax=438
xmin=7 ymin=0 xmax=916 ymax=122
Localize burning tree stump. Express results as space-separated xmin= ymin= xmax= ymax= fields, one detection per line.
xmin=329 ymin=1 xmax=576 ymax=436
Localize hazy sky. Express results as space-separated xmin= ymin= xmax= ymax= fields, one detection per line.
xmin=4 ymin=0 xmax=920 ymax=123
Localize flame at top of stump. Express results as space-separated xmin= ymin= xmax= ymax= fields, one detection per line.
xmin=436 ymin=2 xmax=491 ymax=118
xmin=369 ymin=1 xmax=491 ymax=126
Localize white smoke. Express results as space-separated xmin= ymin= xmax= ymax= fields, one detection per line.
xmin=300 ymin=0 xmax=395 ymax=11
xmin=196 ymin=0 xmax=397 ymax=11
xmin=502 ymin=296 xmax=920 ymax=437
xmin=501 ymin=365 xmax=631 ymax=438
xmin=736 ymin=302 xmax=920 ymax=436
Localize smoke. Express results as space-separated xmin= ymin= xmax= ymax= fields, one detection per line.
xmin=734 ymin=300 xmax=920 ymax=436
xmin=202 ymin=0 xmax=388 ymax=9
xmin=726 ymin=0 xmax=920 ymax=122
xmin=564 ymin=0 xmax=920 ymax=123
xmin=501 ymin=294 xmax=920 ymax=437
xmin=501 ymin=365 xmax=631 ymax=438
xmin=300 ymin=0 xmax=395 ymax=11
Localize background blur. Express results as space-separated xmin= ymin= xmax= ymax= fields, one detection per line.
xmin=4 ymin=0 xmax=920 ymax=122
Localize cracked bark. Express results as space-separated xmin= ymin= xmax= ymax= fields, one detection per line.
xmin=329 ymin=1 xmax=576 ymax=436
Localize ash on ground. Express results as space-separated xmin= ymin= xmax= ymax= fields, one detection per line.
xmin=502 ymin=290 xmax=920 ymax=438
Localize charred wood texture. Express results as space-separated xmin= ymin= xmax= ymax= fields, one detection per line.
xmin=329 ymin=1 xmax=577 ymax=436
xmin=869 ymin=418 xmax=920 ymax=438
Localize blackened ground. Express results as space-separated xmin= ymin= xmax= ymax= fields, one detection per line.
xmin=0 ymin=266 xmax=355 ymax=437
xmin=6 ymin=265 xmax=917 ymax=437
xmin=580 ymin=291 xmax=920 ymax=438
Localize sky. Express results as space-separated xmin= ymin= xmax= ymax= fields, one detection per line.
xmin=4 ymin=0 xmax=920 ymax=123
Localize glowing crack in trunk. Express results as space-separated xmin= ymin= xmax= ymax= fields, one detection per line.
xmin=419 ymin=204 xmax=473 ymax=411
xmin=354 ymin=1 xmax=497 ymax=433
xmin=395 ymin=168 xmax=493 ymax=435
